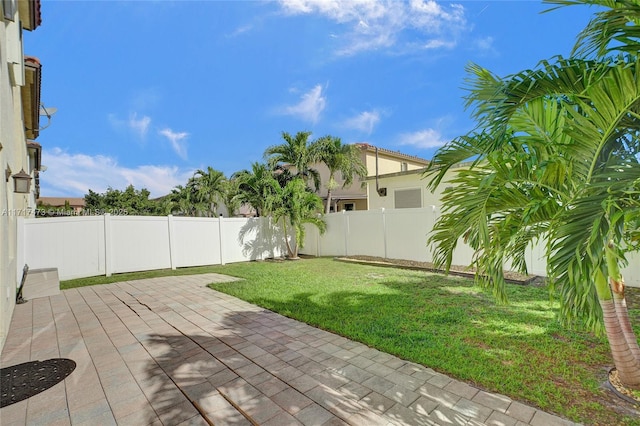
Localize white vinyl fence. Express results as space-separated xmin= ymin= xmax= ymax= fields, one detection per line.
xmin=300 ymin=208 xmax=640 ymax=287
xmin=16 ymin=208 xmax=640 ymax=287
xmin=17 ymin=215 xmax=288 ymax=281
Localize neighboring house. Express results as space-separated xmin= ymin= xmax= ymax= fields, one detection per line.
xmin=366 ymin=164 xmax=467 ymax=212
xmin=1 ymin=0 xmax=43 ymax=351
xmin=314 ymin=143 xmax=430 ymax=212
xmin=37 ymin=197 xmax=86 ymax=214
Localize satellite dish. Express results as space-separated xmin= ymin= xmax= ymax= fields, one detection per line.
xmin=37 ymin=104 xmax=58 ymax=131
xmin=39 ymin=105 xmax=58 ymax=117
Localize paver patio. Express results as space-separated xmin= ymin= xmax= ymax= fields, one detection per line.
xmin=0 ymin=274 xmax=579 ymax=425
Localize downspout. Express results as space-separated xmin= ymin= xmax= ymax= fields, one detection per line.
xmin=375 ymin=147 xmax=380 ymax=194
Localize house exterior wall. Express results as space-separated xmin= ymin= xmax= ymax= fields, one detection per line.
xmin=366 ymin=167 xmax=457 ymax=211
xmin=0 ymin=0 xmax=40 ymax=351
xmin=313 ymin=144 xmax=430 ymax=212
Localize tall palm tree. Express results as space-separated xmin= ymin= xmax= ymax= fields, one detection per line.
xmin=264 ymin=131 xmax=322 ymax=191
xmin=425 ymin=0 xmax=640 ymax=387
xmin=316 ymin=136 xmax=367 ymax=213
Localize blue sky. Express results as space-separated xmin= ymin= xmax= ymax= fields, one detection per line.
xmin=26 ymin=0 xmax=595 ymax=198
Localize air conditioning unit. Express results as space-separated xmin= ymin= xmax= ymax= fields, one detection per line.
xmin=377 ymin=187 xmax=387 ymax=197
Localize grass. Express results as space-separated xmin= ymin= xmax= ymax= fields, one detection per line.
xmin=62 ymin=258 xmax=640 ymax=425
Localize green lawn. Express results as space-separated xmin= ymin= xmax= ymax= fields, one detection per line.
xmin=62 ymin=258 xmax=640 ymax=425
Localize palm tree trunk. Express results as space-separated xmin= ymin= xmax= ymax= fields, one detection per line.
xmin=325 ymin=189 xmax=333 ymax=214
xmin=594 ymin=264 xmax=640 ymax=388
xmin=606 ymin=242 xmax=640 ymax=366
xmin=282 ymin=217 xmax=295 ymax=258
xmin=600 ymin=297 xmax=640 ymax=387
xmin=611 ymin=282 xmax=640 ymax=365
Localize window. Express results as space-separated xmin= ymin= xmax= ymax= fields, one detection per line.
xmin=394 ymin=188 xmax=421 ymax=209
xmin=3 ymin=0 xmax=15 ymax=21
xmin=343 ymin=203 xmax=355 ymax=211
xmin=400 ymin=162 xmax=408 ymax=172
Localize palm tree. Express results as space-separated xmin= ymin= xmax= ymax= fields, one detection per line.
xmin=271 ymin=178 xmax=326 ymax=259
xmin=233 ymin=164 xmax=325 ymax=257
xmin=264 ymin=131 xmax=322 ymax=191
xmin=233 ymin=162 xmax=280 ymax=217
xmin=168 ymin=184 xmax=196 ymax=216
xmin=425 ymin=0 xmax=640 ymax=387
xmin=316 ymin=136 xmax=367 ymax=213
xmin=221 ymin=176 xmax=241 ymax=217
xmin=189 ymin=167 xmax=226 ymax=217
xmin=551 ymin=0 xmax=640 ymax=58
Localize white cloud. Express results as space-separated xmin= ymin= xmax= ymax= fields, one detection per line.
xmin=423 ymin=39 xmax=456 ymax=49
xmin=128 ymin=113 xmax=151 ymax=138
xmin=108 ymin=112 xmax=151 ymax=140
xmin=227 ymin=24 xmax=253 ymax=37
xmin=343 ymin=110 xmax=381 ymax=134
xmin=278 ymin=0 xmax=467 ymax=55
xmin=472 ymin=36 xmax=496 ymax=55
xmin=40 ymin=148 xmax=194 ymax=198
xmin=281 ymin=84 xmax=327 ymax=123
xmin=159 ymin=128 xmax=189 ymax=160
xmin=398 ymin=128 xmax=447 ymax=149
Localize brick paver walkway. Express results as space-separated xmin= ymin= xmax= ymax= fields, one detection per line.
xmin=0 ymin=274 xmax=578 ymax=425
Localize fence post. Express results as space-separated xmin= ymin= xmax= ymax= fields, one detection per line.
xmin=104 ymin=213 xmax=112 ymax=277
xmin=381 ymin=208 xmax=387 ymax=259
xmin=167 ymin=215 xmax=176 ymax=270
xmin=343 ymin=210 xmax=349 ymax=256
xmin=218 ymin=215 xmax=225 ymax=265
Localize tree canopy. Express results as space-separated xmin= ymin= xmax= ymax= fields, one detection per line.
xmin=84 ymin=185 xmax=160 ymax=215
xmin=315 ymin=136 xmax=367 ymax=214
xmin=425 ymin=0 xmax=640 ymax=387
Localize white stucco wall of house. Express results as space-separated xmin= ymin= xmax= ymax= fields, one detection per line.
xmin=0 ymin=1 xmax=34 ymax=351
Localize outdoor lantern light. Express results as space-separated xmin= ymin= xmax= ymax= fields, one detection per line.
xmin=12 ymin=169 xmax=32 ymax=194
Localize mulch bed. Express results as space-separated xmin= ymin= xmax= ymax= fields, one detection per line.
xmin=335 ymin=255 xmax=541 ymax=284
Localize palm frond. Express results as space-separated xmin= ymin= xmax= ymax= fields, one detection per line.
xmin=544 ymin=0 xmax=640 ymax=57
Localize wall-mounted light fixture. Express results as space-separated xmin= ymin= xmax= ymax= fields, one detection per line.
xmin=12 ymin=169 xmax=32 ymax=193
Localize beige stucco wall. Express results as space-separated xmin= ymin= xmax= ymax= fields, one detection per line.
xmin=366 ymin=167 xmax=459 ymax=211
xmin=313 ymin=146 xmax=429 ymax=211
xmin=0 ymin=1 xmax=36 ymax=351
xmin=363 ymin=151 xmax=427 ymax=176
